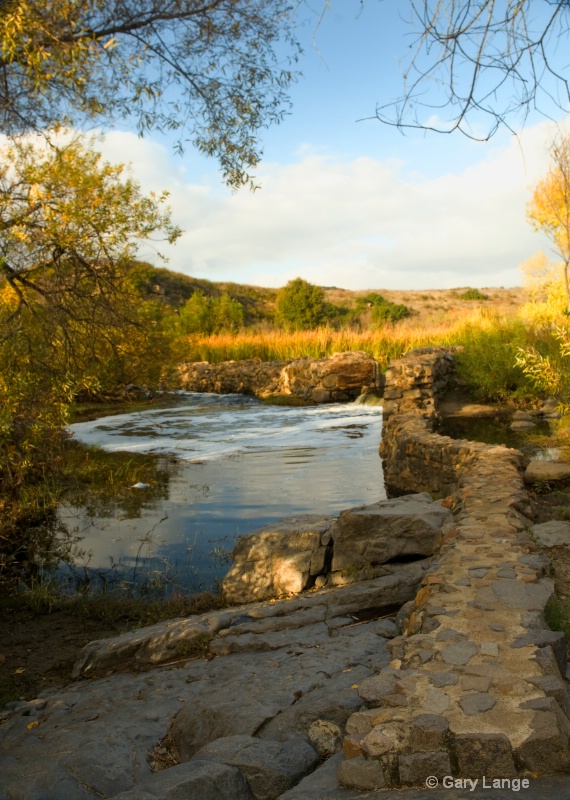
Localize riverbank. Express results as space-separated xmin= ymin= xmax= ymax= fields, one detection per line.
xmin=4 ymin=380 xmax=570 ymax=711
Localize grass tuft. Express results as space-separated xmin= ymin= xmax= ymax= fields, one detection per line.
xmin=545 ymin=595 xmax=570 ymax=640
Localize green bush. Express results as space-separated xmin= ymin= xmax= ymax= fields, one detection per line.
xmin=454 ymin=317 xmax=541 ymax=401
xmin=355 ymin=293 xmax=412 ymax=326
xmin=460 ymin=288 xmax=488 ymax=301
xmin=275 ymin=278 xmax=327 ymax=331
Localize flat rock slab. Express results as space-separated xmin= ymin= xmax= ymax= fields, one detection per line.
xmin=491 ymin=578 xmax=555 ymax=610
xmin=113 ymin=760 xmax=253 ymax=800
xmin=331 ymin=493 xmax=452 ymax=572
xmin=510 ymin=420 xmax=536 ymax=430
xmin=72 ymin=564 xmax=425 ymax=677
xmin=190 ymin=734 xmax=318 ymax=800
xmin=525 ymin=461 xmax=570 ymax=483
xmin=531 ymin=520 xmax=570 ymax=547
xmin=438 ymin=399 xmax=502 ymax=419
xmin=0 ymin=586 xmax=399 ymax=800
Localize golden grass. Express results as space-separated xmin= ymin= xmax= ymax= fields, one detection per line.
xmin=182 ymin=308 xmax=495 ymax=367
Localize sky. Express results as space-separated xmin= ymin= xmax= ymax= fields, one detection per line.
xmin=94 ymin=2 xmax=569 ymax=291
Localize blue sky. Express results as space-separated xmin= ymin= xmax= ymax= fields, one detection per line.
xmin=96 ymin=2 xmax=568 ymax=291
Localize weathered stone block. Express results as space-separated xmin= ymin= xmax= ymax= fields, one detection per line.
xmin=331 ymin=493 xmax=452 ymax=572
xmin=170 ymin=693 xmax=290 ymax=761
xmin=361 ymin=727 xmax=393 ymax=757
xmin=525 ymin=461 xmax=570 ymax=483
xmin=512 ymin=630 xmax=568 ymax=676
xmin=516 ymin=711 xmax=570 ymax=772
xmin=440 ymin=641 xmax=478 ymax=666
xmin=308 ymin=720 xmax=342 ymax=756
xmin=459 ymin=692 xmax=496 ymax=715
xmin=357 ymin=673 xmax=398 ymax=707
xmin=337 ymin=756 xmax=387 ymax=790
xmin=453 ymin=733 xmax=516 ymax=778
xmin=135 ymin=761 xmax=253 ymax=800
xmin=190 ymin=734 xmax=317 ymax=800
xmin=410 ymin=714 xmax=449 ymax=751
xmin=491 ymin=578 xmax=554 ymax=611
xmin=398 ymin=751 xmax=451 ymax=786
xmin=421 ymin=689 xmax=450 ymax=714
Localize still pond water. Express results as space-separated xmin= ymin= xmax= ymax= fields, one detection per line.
xmin=61 ymin=393 xmax=385 ymax=593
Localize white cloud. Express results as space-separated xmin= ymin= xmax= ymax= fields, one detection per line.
xmin=94 ymin=121 xmax=566 ymax=290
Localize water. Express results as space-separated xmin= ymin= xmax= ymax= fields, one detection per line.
xmin=61 ymin=393 xmax=385 ymax=593
xmin=438 ymin=415 xmax=557 ymax=459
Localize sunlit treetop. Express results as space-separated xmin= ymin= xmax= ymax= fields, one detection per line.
xmin=0 ymin=133 xmax=181 ymax=323
xmin=0 ymin=0 xmax=300 ymax=189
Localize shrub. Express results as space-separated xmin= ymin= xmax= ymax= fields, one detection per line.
xmin=176 ymin=291 xmax=244 ymax=335
xmin=275 ymin=278 xmax=327 ymax=331
xmin=454 ymin=316 xmax=534 ymax=400
xmin=355 ymin=293 xmax=412 ymax=326
xmin=460 ymin=288 xmax=488 ymax=301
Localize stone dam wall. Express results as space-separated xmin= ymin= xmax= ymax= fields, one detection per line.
xmin=338 ymin=347 xmax=570 ymax=790
xmin=178 ymin=351 xmax=383 ymax=403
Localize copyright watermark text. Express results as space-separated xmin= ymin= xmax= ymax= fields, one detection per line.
xmin=425 ymin=776 xmax=530 ymax=792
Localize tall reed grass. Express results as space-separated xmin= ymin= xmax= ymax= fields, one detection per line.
xmin=182 ymin=315 xmax=477 ymax=367
xmin=181 ymin=307 xmax=570 ymax=401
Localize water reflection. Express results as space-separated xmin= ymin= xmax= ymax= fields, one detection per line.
xmin=61 ymin=394 xmax=385 ymax=593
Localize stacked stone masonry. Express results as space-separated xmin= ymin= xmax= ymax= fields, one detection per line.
xmin=178 ymin=351 xmax=382 ymax=404
xmin=339 ymin=346 xmax=570 ymax=790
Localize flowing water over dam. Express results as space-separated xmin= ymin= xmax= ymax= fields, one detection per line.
xmin=61 ymin=393 xmax=385 ymax=593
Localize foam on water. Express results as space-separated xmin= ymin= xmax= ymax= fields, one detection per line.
xmin=69 ymin=392 xmax=383 ymax=460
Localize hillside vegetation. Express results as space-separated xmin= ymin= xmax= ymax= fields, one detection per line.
xmin=130 ymin=262 xmax=525 ymax=330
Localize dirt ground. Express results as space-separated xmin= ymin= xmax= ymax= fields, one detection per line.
xmin=0 ymin=610 xmax=125 ymax=708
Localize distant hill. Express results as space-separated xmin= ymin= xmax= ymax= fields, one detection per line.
xmin=129 ymin=262 xmax=278 ymax=325
xmin=129 ymin=263 xmax=526 ymax=329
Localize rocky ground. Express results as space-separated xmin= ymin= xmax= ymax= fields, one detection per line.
xmin=0 ymin=567 xmax=425 ymax=800
xmin=4 ymin=381 xmax=570 ymax=798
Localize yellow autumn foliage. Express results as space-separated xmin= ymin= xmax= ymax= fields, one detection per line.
xmin=0 ymin=132 xmax=181 ymax=583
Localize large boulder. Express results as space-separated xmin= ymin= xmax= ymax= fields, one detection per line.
xmin=276 ymin=352 xmax=379 ymax=403
xmin=330 ymin=493 xmax=453 ymax=573
xmin=222 ymin=516 xmax=334 ymax=604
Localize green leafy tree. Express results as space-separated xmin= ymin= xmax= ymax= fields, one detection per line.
xmin=177 ymin=290 xmax=215 ymax=335
xmin=0 ymin=0 xmax=299 ymax=188
xmin=0 ymin=133 xmax=180 ymax=387
xmin=214 ymin=292 xmax=244 ymax=333
xmin=176 ymin=290 xmax=244 ymax=335
xmin=275 ymin=278 xmax=327 ymax=331
xmin=0 ymin=133 xmax=180 ymax=573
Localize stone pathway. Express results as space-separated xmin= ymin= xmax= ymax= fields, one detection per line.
xmin=346 ymin=346 xmax=570 ymax=790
